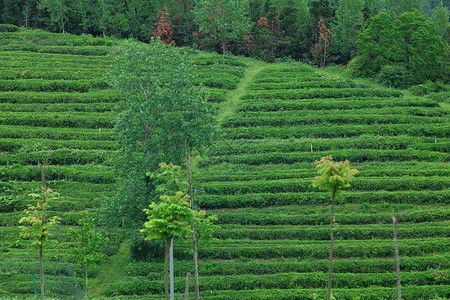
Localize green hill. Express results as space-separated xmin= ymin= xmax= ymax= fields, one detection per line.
xmin=0 ymin=29 xmax=449 ymax=299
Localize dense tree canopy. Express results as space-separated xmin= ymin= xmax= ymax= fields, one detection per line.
xmin=1 ymin=0 xmax=448 ymax=73
xmin=350 ymin=11 xmax=446 ymax=84
xmin=103 ymin=39 xmax=215 ymax=229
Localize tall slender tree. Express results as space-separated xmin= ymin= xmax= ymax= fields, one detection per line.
xmin=333 ymin=0 xmax=364 ymax=63
xmin=153 ymin=6 xmax=175 ymax=45
xmin=432 ymin=1 xmax=449 ymax=36
xmin=104 ymin=39 xmax=215 ymax=229
xmin=193 ymin=0 xmax=251 ymax=55
xmin=313 ymin=156 xmax=358 ymax=300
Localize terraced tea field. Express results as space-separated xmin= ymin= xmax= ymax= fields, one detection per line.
xmin=0 ymin=29 xmax=247 ymax=299
xmin=0 ymin=29 xmax=448 ymax=299
xmin=110 ymin=64 xmax=449 ymax=299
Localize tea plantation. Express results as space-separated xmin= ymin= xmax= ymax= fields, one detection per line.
xmin=0 ymin=29 xmax=246 ymax=299
xmin=0 ymin=29 xmax=449 ymax=299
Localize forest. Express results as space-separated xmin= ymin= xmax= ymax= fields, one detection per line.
xmin=1 ymin=0 xmax=449 ymax=65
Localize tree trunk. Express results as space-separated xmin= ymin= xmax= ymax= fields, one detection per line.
xmin=85 ymin=261 xmax=89 ymax=298
xmin=393 ymin=216 xmax=401 ymax=300
xmin=222 ymin=40 xmax=226 ymax=56
xmin=185 ymin=143 xmax=200 ymax=300
xmin=165 ymin=237 xmax=172 ymax=300
xmin=327 ymin=185 xmax=337 ymax=300
xmin=184 ymin=272 xmax=191 ymax=300
xmin=40 ymin=245 xmax=44 ymax=300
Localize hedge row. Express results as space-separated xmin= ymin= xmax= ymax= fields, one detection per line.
xmin=196 ymin=66 xmax=245 ymax=78
xmin=207 ymin=136 xmax=446 ymax=156
xmin=105 ymin=271 xmax=448 ymax=296
xmin=197 ymin=167 xmax=449 ymax=182
xmin=223 ymin=123 xmax=449 ymax=139
xmin=259 ymin=64 xmax=313 ymax=73
xmin=429 ymin=91 xmax=450 ymax=102
xmin=201 ymin=285 xmax=450 ymax=300
xmin=237 ymin=105 xmax=446 ymax=117
xmin=0 ymin=68 xmax=104 ymax=80
xmin=0 ymin=51 xmax=109 ymax=64
xmin=196 ymin=74 xmax=240 ymax=89
xmin=0 ymin=103 xmax=116 ymax=114
xmin=0 ymin=195 xmax=96 ymax=212
xmin=0 ymin=91 xmax=120 ymax=104
xmin=0 ymin=30 xmax=116 ymax=46
xmin=0 ymin=79 xmax=107 ymax=92
xmin=252 ymin=74 xmax=323 ymax=83
xmin=238 ymin=98 xmax=439 ymax=112
xmin=0 ymin=149 xmax=114 ymax=166
xmin=241 ymin=88 xmax=403 ymax=100
xmin=198 ymin=161 xmax=449 ymax=181
xmin=192 ymin=56 xmax=247 ymax=67
xmin=0 ymin=44 xmax=110 ymax=55
xmin=247 ymin=80 xmax=364 ymax=90
xmin=0 ymin=111 xmax=114 ymax=129
xmin=0 ymin=164 xmax=115 ymax=184
xmin=222 ymin=114 xmax=445 ymax=128
xmin=201 ymin=149 xmax=449 ymax=167
xmin=198 ymin=177 xmax=449 ymax=195
xmin=181 ymin=238 xmax=449 ymax=260
xmin=214 ymin=222 xmax=449 ymax=240
xmin=201 ymin=89 xmax=226 ymax=103
xmin=0 ymin=210 xmax=100 ymax=226
xmin=213 ymin=207 xmax=450 ymax=226
xmin=0 ymin=125 xmax=114 ymax=140
xmin=125 ymin=254 xmax=449 ymax=277
xmin=0 ymin=138 xmax=117 ymax=153
xmin=196 ymin=190 xmax=450 ymax=208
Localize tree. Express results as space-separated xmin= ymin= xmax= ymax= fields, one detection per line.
xmin=153 ymin=6 xmax=175 ymax=45
xmin=19 ymin=191 xmax=61 ymax=300
xmin=333 ymin=0 xmax=364 ymax=63
xmin=312 ymin=156 xmax=358 ymax=300
xmin=350 ymin=11 xmax=446 ymax=83
xmin=67 ymin=213 xmax=109 ymax=298
xmin=383 ymin=0 xmax=422 ymax=18
xmin=432 ymin=1 xmax=449 ymax=36
xmin=148 ymin=162 xmax=217 ymax=299
xmin=311 ymin=16 xmax=333 ymax=67
xmin=38 ymin=0 xmax=71 ymax=33
xmin=104 ymin=39 xmax=215 ymax=230
xmin=193 ymin=0 xmax=251 ymax=55
xmin=141 ymin=191 xmax=195 ymax=300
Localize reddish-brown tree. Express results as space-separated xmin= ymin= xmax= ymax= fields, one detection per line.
xmin=153 ymin=6 xmax=175 ymax=46
xmin=311 ymin=16 xmax=333 ymax=68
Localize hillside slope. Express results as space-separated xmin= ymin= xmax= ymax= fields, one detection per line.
xmin=0 ymin=29 xmax=248 ymax=299
xmin=108 ymin=65 xmax=449 ymax=298
xmin=0 ymin=29 xmax=448 ymax=299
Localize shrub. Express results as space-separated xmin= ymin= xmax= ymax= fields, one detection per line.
xmin=376 ymin=65 xmax=414 ymax=88
xmin=0 ymin=24 xmax=19 ymax=32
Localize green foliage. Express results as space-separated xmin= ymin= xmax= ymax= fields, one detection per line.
xmin=18 ymin=199 xmax=61 ymax=248
xmin=105 ymin=39 xmax=215 ymax=229
xmin=432 ymin=1 xmax=450 ymax=36
xmin=193 ymin=0 xmax=251 ymax=55
xmin=147 ymin=162 xmax=189 ymax=196
xmin=383 ymin=0 xmax=422 ymax=18
xmin=351 ymin=11 xmax=446 ymax=85
xmin=66 ymin=213 xmax=109 ymax=294
xmin=376 ymin=65 xmax=414 ymax=88
xmin=141 ymin=192 xmax=195 ymax=241
xmin=0 ymin=24 xmax=19 ymax=32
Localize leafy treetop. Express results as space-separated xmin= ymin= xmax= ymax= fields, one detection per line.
xmin=312 ymin=155 xmax=358 ymax=193
xmin=141 ymin=191 xmax=195 ymax=241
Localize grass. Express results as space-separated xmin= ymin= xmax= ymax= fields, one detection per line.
xmin=92 ymin=240 xmax=131 ymax=298
xmin=216 ymin=58 xmax=268 ymax=125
